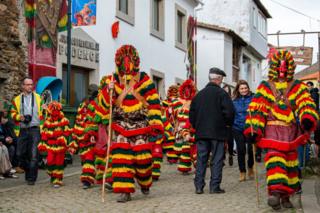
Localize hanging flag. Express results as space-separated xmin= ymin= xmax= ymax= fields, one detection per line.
xmin=25 ymin=0 xmax=68 ymax=83
xmin=72 ymin=0 xmax=97 ymax=26
xmin=187 ymin=16 xmax=197 ymax=82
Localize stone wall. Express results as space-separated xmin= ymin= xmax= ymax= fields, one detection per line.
xmin=0 ymin=0 xmax=27 ymax=102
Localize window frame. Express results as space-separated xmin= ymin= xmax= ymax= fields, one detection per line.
xmin=150 ymin=69 xmax=165 ymax=100
xmin=257 ymin=12 xmax=267 ymax=38
xmin=175 ymin=3 xmax=187 ymax=51
xmin=252 ymin=7 xmax=257 ymax=29
xmin=150 ymin=0 xmax=165 ymax=41
xmin=116 ymin=0 xmax=135 ymax=26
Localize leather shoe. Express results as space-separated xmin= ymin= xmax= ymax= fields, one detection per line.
xmin=27 ymin=181 xmax=35 ymax=185
xmin=210 ymin=187 xmax=225 ymax=194
xmin=195 ymin=188 xmax=204 ymax=194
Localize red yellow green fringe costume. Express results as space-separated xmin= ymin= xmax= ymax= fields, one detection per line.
xmin=89 ymin=45 xmax=163 ymax=197
xmin=162 ymin=85 xmax=181 ymax=164
xmin=161 ymin=113 xmax=176 ymax=164
xmin=244 ymin=50 xmax=318 ymax=200
xmin=174 ymin=80 xmax=196 ymax=174
xmin=38 ymin=102 xmax=70 ymax=186
xmin=69 ymin=100 xmax=98 ymax=186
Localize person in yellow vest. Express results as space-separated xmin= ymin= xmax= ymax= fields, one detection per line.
xmin=10 ymin=77 xmax=44 ymax=185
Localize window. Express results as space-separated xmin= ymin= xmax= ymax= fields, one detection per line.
xmin=119 ymin=0 xmax=128 ymax=14
xmin=62 ymin=65 xmax=90 ymax=107
xmin=116 ymin=0 xmax=135 ymax=26
xmin=252 ymin=7 xmax=257 ymax=28
xmin=175 ymin=4 xmax=187 ymax=51
xmin=150 ymin=0 xmax=165 ymax=40
xmin=258 ymin=12 xmax=267 ymax=37
xmin=150 ymin=69 xmax=165 ymax=100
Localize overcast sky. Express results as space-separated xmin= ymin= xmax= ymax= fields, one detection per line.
xmin=261 ymin=0 xmax=320 ymax=69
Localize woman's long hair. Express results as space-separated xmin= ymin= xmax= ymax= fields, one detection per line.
xmin=232 ymin=80 xmax=251 ymax=100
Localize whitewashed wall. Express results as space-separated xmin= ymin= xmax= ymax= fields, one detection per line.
xmin=197 ymin=28 xmax=234 ymax=90
xmin=82 ymin=0 xmax=197 ymax=93
xmin=198 ymin=0 xmax=251 ymax=42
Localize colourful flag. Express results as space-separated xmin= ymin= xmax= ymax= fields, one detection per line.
xmin=25 ymin=0 xmax=68 ymax=82
xmin=72 ymin=0 xmax=97 ymax=26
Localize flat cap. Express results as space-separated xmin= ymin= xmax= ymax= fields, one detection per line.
xmin=209 ymin=67 xmax=226 ymax=77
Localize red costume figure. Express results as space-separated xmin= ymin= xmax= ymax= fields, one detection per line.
xmin=38 ymin=101 xmax=70 ymax=188
xmin=162 ymin=85 xmax=181 ymax=163
xmin=244 ymin=50 xmax=319 ymax=210
xmin=89 ymin=45 xmax=163 ymax=202
xmin=69 ymin=97 xmax=98 ymax=189
xmin=174 ymin=80 xmax=196 ymax=174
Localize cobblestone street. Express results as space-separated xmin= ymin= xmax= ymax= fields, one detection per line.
xmin=0 ymin=155 xmax=310 ymax=213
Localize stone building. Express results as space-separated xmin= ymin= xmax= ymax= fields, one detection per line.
xmin=0 ymin=0 xmax=27 ymax=102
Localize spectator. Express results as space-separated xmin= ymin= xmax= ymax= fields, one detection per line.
xmin=190 ymin=67 xmax=235 ymax=194
xmin=0 ymin=100 xmax=18 ymax=169
xmin=0 ymin=103 xmax=18 ymax=179
xmin=10 ymin=77 xmax=44 ymax=185
xmin=306 ymin=81 xmax=319 ymax=111
xmin=232 ymin=80 xmax=254 ymax=182
xmin=222 ymin=84 xmax=235 ymax=166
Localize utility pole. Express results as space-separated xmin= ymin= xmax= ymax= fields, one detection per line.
xmin=66 ymin=0 xmax=72 ymax=105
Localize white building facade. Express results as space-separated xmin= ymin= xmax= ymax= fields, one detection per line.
xmin=57 ymin=28 xmax=100 ymax=107
xmin=82 ymin=0 xmax=200 ymax=99
xmin=197 ymin=0 xmax=271 ymax=90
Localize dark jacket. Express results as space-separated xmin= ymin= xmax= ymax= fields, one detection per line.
xmin=310 ymin=88 xmax=319 ymax=111
xmin=232 ymin=94 xmax=253 ymax=132
xmin=0 ymin=120 xmax=17 ymax=146
xmin=189 ymin=82 xmax=235 ymax=141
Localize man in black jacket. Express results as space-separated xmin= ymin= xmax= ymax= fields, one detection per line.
xmin=189 ymin=67 xmax=235 ymax=194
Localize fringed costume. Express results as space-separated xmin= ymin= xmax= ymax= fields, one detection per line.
xmin=69 ymin=100 xmax=98 ymax=188
xmin=38 ymin=102 xmax=70 ymax=187
xmin=161 ymin=111 xmax=176 ymax=164
xmin=89 ymin=45 xmax=163 ymax=202
xmin=244 ymin=50 xmax=318 ymax=210
xmin=162 ymin=85 xmax=181 ymax=164
xmin=174 ymin=80 xmax=196 ymax=174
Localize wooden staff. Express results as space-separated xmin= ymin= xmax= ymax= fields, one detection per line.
xmin=248 ymin=110 xmax=260 ymax=206
xmin=102 ymin=75 xmax=114 ymax=203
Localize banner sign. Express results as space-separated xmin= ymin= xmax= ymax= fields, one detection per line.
xmin=276 ymin=46 xmax=313 ymax=66
xmin=72 ymin=0 xmax=97 ymax=26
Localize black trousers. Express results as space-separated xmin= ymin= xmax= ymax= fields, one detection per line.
xmin=194 ymin=139 xmax=224 ymax=191
xmin=17 ymin=127 xmax=40 ymax=182
xmin=232 ymin=129 xmax=253 ymax=173
xmin=226 ymin=128 xmax=234 ymax=156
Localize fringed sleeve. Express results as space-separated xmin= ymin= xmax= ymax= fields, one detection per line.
xmin=137 ymin=72 xmax=164 ymax=144
xmin=288 ymin=80 xmax=319 ymax=131
xmin=244 ymin=81 xmax=274 ymax=138
xmin=88 ymin=77 xmax=112 ymax=125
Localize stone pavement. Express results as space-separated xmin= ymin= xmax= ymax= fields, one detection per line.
xmin=0 ymin=156 xmax=318 ymax=213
